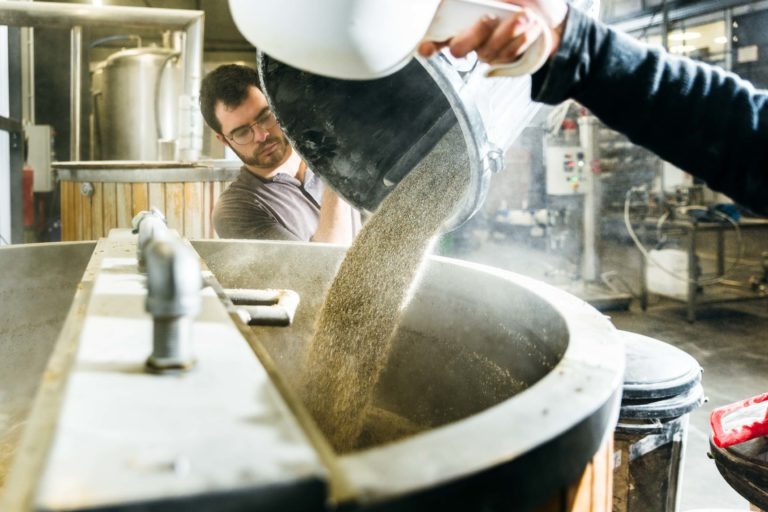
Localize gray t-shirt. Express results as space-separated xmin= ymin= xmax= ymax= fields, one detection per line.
xmin=213 ymin=166 xmax=323 ymax=241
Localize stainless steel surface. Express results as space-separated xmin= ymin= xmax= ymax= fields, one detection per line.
xmin=0 ymin=242 xmax=95 ymax=449
xmin=0 ymin=241 xmax=96 ymax=509
xmin=0 ymin=239 xmax=624 ymax=510
xmin=0 ymin=0 xmax=204 ymax=161
xmin=195 ymin=240 xmax=625 ymax=508
xmin=0 ymin=1 xmax=202 ymax=30
xmin=53 ymin=160 xmax=242 ymax=183
xmin=94 ymin=47 xmax=181 ymax=160
xmin=1 ymin=234 xmax=328 ymax=511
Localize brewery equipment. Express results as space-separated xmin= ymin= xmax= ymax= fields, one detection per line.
xmin=255 ymin=1 xmax=597 ymax=229
xmin=91 ymin=46 xmax=182 ymax=161
xmin=54 ymin=160 xmax=240 ymax=240
xmin=0 ymin=1 xmax=204 ymax=162
xmin=0 ymin=233 xmax=624 ymax=511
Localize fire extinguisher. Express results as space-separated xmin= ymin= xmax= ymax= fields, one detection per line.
xmin=23 ymin=163 xmax=34 ymax=228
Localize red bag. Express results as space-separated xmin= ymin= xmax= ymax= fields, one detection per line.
xmin=710 ymin=392 xmax=768 ymax=448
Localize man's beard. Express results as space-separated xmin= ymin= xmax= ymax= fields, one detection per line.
xmin=233 ymin=134 xmax=289 ymax=168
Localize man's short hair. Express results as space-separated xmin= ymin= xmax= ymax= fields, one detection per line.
xmin=199 ymin=64 xmax=261 ymax=134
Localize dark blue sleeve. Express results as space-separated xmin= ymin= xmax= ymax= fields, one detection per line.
xmin=531 ymin=7 xmax=768 ymax=215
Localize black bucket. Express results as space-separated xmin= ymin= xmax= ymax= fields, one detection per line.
xmin=613 ymin=331 xmax=705 ymax=512
xmin=257 ymin=52 xmax=499 ymax=231
xmin=710 ymin=436 xmax=768 ymax=510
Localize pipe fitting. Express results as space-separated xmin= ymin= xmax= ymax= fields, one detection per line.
xmin=132 ymin=208 xmax=168 ymax=271
xmin=144 ymin=238 xmax=202 ymax=373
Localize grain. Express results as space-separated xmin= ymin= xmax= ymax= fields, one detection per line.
xmin=300 ymin=125 xmax=470 ymax=452
xmin=0 ymin=408 xmax=24 ymax=491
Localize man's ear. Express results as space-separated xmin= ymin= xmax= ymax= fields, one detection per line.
xmin=215 ymin=132 xmax=226 ymax=145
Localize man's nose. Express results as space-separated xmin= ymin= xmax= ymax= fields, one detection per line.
xmin=252 ymin=125 xmax=269 ymax=143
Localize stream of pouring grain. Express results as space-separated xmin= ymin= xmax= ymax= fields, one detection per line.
xmin=300 ymin=125 xmax=470 ymax=452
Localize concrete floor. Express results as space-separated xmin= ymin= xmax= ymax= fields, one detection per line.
xmin=446 ymin=233 xmax=768 ymax=511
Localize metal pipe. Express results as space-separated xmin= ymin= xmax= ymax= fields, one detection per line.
xmin=660 ymin=0 xmax=669 ymax=50
xmin=132 ymin=208 xmax=169 ymax=271
xmin=70 ymin=26 xmax=82 ymax=161
xmin=22 ymin=27 xmax=34 ymax=124
xmin=724 ymin=8 xmax=734 ymax=72
xmin=0 ymin=1 xmax=205 ymax=161
xmin=144 ymin=238 xmax=202 ymax=373
xmin=0 ymin=1 xmax=203 ymax=31
xmin=579 ymin=116 xmax=601 ymax=283
xmin=612 ymin=0 xmax=759 ymax=33
xmin=180 ymin=16 xmax=204 ymax=160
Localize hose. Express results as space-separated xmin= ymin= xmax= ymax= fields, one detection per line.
xmin=623 ymin=187 xmax=744 ymax=286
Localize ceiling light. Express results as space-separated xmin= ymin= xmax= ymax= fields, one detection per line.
xmin=669 ymin=45 xmax=698 ymax=54
xmin=714 ymin=36 xmax=728 ymax=45
xmin=668 ymin=32 xmax=701 ymax=42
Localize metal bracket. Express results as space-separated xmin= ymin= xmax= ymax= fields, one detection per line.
xmin=0 ymin=115 xmax=22 ymax=133
xmin=224 ymin=288 xmax=300 ymax=327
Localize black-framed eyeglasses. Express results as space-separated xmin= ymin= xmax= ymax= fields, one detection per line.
xmin=226 ymin=111 xmax=279 ymax=145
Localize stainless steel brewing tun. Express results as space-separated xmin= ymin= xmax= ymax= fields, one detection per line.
xmin=92 ymin=46 xmax=182 ymax=161
xmin=0 ymin=237 xmax=622 ymax=511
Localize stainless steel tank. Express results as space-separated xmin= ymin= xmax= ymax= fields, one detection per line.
xmin=0 ymin=240 xmax=623 ymax=510
xmin=91 ymin=47 xmax=181 ymax=161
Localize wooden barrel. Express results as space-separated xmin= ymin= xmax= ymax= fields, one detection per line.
xmin=55 ymin=161 xmax=240 ymax=241
xmin=537 ymin=435 xmax=614 ymax=512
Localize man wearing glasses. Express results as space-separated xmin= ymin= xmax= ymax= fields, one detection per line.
xmin=200 ymin=64 xmax=359 ymax=242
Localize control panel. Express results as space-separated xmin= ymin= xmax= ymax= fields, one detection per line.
xmin=545 ymin=146 xmax=588 ymax=195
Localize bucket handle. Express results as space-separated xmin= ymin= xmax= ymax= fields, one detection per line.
xmin=426 ymin=0 xmax=552 ymax=78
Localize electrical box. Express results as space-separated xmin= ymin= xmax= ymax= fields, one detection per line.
xmin=26 ymin=124 xmax=54 ymax=192
xmin=545 ymin=146 xmax=587 ymax=195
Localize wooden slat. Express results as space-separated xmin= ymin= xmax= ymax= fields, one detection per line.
xmin=116 ymin=183 xmax=133 ymax=230
xmin=91 ymin=183 xmax=104 ymax=239
xmin=66 ymin=181 xmax=76 ymax=241
xmin=537 ymin=436 xmax=613 ymax=512
xmin=183 ymin=182 xmax=203 ymax=239
xmin=59 ymin=182 xmax=67 ymax=241
xmin=60 ymin=181 xmax=72 ymax=241
xmin=595 ymin=437 xmax=613 ymax=511
xmin=102 ymin=182 xmax=117 ymax=237
xmin=81 ymin=185 xmax=93 ymax=240
xmin=132 ymin=183 xmax=149 ymax=218
xmin=73 ymin=183 xmax=83 ymax=241
xmin=164 ymin=183 xmax=184 ymax=235
xmin=148 ymin=182 xmax=165 ymax=214
xmin=211 ymin=180 xmax=223 ymax=239
xmin=203 ymin=182 xmax=213 ymax=238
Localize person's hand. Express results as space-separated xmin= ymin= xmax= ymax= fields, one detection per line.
xmin=417 ymin=0 xmax=568 ymax=66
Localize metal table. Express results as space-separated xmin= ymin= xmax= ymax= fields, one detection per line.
xmin=639 ymin=217 xmax=768 ymax=322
